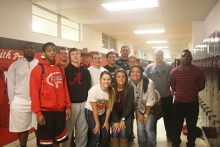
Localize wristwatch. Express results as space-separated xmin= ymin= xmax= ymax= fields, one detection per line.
xmin=144 ymin=114 xmax=148 ymax=118
xmin=120 ymin=117 xmax=125 ymax=121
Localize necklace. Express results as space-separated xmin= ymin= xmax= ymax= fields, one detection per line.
xmin=117 ymin=90 xmax=124 ymax=103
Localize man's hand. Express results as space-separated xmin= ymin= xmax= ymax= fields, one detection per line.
xmin=37 ymin=115 xmax=46 ymax=125
xmin=66 ymin=109 xmax=71 ymax=120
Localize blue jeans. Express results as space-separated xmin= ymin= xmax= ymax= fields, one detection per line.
xmin=111 ymin=122 xmax=127 ymax=139
xmin=137 ymin=113 xmax=156 ymax=147
xmin=85 ymin=108 xmax=109 ymax=147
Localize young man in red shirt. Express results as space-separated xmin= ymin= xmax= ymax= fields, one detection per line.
xmin=30 ymin=42 xmax=71 ymax=147
xmin=168 ymin=50 xmax=206 ymax=147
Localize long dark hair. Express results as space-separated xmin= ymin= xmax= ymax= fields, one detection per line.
xmin=100 ymin=71 xmax=115 ymax=111
xmin=113 ymin=69 xmax=129 ymax=102
xmin=129 ymin=65 xmax=149 ymax=93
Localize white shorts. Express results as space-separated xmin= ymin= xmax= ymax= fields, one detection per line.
xmin=9 ymin=96 xmax=37 ymax=132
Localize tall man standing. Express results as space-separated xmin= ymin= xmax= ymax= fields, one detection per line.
xmin=58 ymin=47 xmax=69 ymax=69
xmin=116 ymin=45 xmax=130 ymax=71
xmin=63 ymin=48 xmax=91 ymax=147
xmin=168 ymin=50 xmax=206 ymax=147
xmin=145 ymin=49 xmax=173 ymax=141
xmin=7 ymin=43 xmax=38 ymax=147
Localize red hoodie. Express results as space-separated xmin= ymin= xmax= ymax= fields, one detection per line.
xmin=30 ymin=58 xmax=71 ymax=116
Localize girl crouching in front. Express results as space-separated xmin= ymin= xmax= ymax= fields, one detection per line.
xmin=85 ymin=71 xmax=114 ymax=147
xmin=110 ymin=69 xmax=134 ymax=147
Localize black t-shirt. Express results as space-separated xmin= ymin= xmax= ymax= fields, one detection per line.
xmin=116 ymin=58 xmax=129 ymax=71
xmin=104 ymin=64 xmax=121 ymax=79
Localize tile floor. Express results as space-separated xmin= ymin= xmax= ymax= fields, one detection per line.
xmin=5 ymin=118 xmax=210 ymax=147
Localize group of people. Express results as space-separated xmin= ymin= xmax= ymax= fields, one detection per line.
xmin=7 ymin=42 xmax=206 ymax=147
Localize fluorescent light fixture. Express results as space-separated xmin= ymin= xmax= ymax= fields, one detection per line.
xmin=146 ymin=40 xmax=167 ymax=44
xmin=102 ymin=0 xmax=158 ymax=11
xmin=152 ymin=46 xmax=169 ymax=49
xmin=134 ymin=29 xmax=165 ymax=34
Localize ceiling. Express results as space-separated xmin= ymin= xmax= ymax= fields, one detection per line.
xmin=32 ymin=0 xmax=219 ymax=59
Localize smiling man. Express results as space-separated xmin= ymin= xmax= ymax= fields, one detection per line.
xmin=104 ymin=51 xmax=121 ymax=80
xmin=88 ymin=51 xmax=107 ymax=86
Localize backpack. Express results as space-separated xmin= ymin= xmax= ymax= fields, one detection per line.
xmin=182 ymin=125 xmax=204 ymax=140
xmin=39 ymin=64 xmax=62 ymax=80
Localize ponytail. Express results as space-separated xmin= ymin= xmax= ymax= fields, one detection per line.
xmin=108 ymin=85 xmax=115 ymax=111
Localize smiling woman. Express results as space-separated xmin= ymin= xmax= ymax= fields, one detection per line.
xmin=129 ymin=65 xmax=157 ymax=147
xmin=110 ymin=69 xmax=134 ymax=146
xmin=85 ymin=71 xmax=115 ymax=147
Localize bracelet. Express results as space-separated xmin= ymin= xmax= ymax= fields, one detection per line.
xmin=120 ymin=117 xmax=125 ymax=121
xmin=144 ymin=114 xmax=148 ymax=118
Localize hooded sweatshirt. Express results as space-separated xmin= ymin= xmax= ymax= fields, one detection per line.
xmin=65 ymin=63 xmax=91 ymax=103
xmin=30 ymin=58 xmax=71 ymax=116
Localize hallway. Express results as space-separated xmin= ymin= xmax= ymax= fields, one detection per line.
xmin=5 ymin=118 xmax=209 ymax=147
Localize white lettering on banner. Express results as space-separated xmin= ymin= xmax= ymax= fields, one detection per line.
xmin=13 ymin=53 xmax=23 ymax=60
xmin=0 ymin=50 xmax=23 ymax=60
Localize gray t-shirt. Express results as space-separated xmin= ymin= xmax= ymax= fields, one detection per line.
xmin=145 ymin=62 xmax=172 ymax=97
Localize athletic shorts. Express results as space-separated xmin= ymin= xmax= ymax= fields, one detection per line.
xmin=9 ymin=96 xmax=37 ymax=132
xmin=37 ymin=111 xmax=68 ymax=147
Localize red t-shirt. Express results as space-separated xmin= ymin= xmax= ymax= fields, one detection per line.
xmin=168 ymin=65 xmax=206 ymax=103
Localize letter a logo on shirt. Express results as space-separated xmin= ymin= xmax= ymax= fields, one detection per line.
xmin=69 ymin=72 xmax=82 ymax=85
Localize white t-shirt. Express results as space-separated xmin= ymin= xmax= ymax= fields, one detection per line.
xmin=85 ymin=84 xmax=109 ymax=115
xmin=88 ymin=66 xmax=107 ymax=86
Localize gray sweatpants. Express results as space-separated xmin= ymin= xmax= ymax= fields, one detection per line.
xmin=62 ymin=102 xmax=88 ymax=147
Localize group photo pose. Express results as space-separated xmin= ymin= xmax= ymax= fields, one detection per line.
xmin=129 ymin=65 xmax=157 ymax=147
xmin=110 ymin=69 xmax=134 ymax=147
xmin=85 ymin=71 xmax=115 ymax=147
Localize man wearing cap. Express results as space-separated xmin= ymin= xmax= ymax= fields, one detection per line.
xmin=81 ymin=48 xmax=92 ymax=68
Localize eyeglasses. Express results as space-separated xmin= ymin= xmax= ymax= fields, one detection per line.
xmin=60 ymin=53 xmax=68 ymax=55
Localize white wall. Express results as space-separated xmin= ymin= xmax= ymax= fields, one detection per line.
xmin=0 ymin=0 xmax=124 ymax=54
xmin=204 ymin=0 xmax=220 ymax=37
xmin=192 ymin=1 xmax=220 ymax=48
xmin=192 ymin=21 xmax=206 ymax=48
